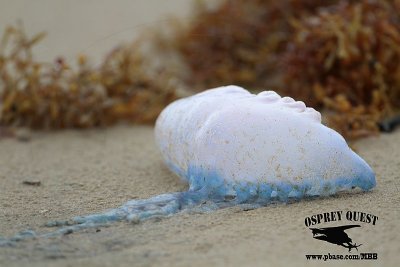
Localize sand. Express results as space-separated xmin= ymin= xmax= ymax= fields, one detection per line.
xmin=0 ymin=0 xmax=219 ymax=65
xmin=0 ymin=125 xmax=399 ymax=267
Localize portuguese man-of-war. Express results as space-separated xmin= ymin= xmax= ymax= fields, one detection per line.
xmin=0 ymin=85 xmax=376 ymax=244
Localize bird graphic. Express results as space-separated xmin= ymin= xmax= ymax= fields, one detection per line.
xmin=309 ymin=225 xmax=362 ymax=252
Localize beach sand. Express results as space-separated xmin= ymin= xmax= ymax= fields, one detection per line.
xmin=0 ymin=0 xmax=219 ymax=65
xmin=0 ymin=126 xmax=399 ymax=267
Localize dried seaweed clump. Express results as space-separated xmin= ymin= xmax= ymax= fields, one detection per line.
xmin=177 ymin=0 xmax=337 ymax=91
xmin=0 ymin=24 xmax=178 ymax=129
xmin=282 ymin=0 xmax=400 ymax=139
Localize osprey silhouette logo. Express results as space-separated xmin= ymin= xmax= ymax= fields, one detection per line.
xmin=304 ymin=211 xmax=379 ymax=253
xmin=309 ymin=225 xmax=362 ymax=252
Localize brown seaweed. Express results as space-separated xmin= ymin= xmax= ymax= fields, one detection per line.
xmin=176 ymin=0 xmax=400 ymax=139
xmin=0 ymin=24 xmax=178 ymax=129
xmin=176 ymin=0 xmax=337 ymax=91
xmin=282 ymin=0 xmax=400 ymax=139
xmin=1 ymin=0 xmax=400 ymax=140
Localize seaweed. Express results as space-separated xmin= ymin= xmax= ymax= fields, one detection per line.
xmin=176 ymin=0 xmax=337 ymax=91
xmin=1 ymin=0 xmax=400 ymax=140
xmin=176 ymin=0 xmax=400 ymax=139
xmin=0 ymin=23 xmax=178 ymax=129
xmin=282 ymin=0 xmax=400 ymax=139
